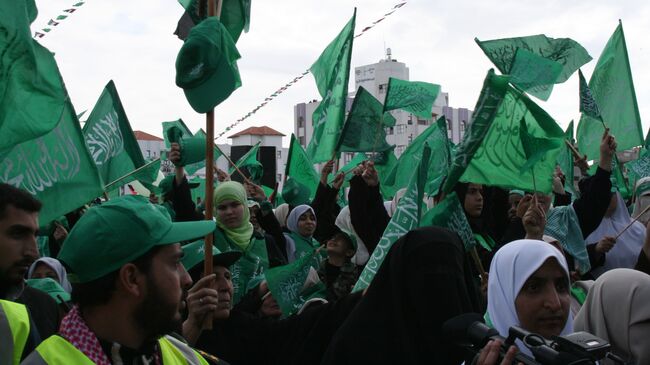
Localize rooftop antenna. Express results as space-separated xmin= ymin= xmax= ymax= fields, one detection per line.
xmin=386 ymin=47 xmax=392 ymax=61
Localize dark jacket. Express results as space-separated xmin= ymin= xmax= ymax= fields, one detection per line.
xmin=348 ymin=176 xmax=390 ymax=255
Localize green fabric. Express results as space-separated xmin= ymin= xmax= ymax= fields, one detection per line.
xmin=83 ymin=80 xmax=146 ymax=188
xmin=475 ymin=34 xmax=591 ymax=83
xmin=105 ymin=158 xmax=161 ymax=193
xmin=178 ymin=0 xmax=250 ymax=43
xmin=507 ymin=48 xmax=563 ymax=101
xmin=556 ymin=121 xmax=576 ymax=195
xmin=306 ymin=10 xmax=356 ymax=163
xmin=384 ymin=117 xmax=449 ymax=194
xmin=544 ymin=205 xmax=590 ymax=274
xmin=473 ymin=233 xmax=496 ymax=252
xmin=0 ymin=99 xmax=105 ymax=225
xmin=36 ymin=236 xmax=50 ymax=257
xmin=285 ymin=134 xmax=320 ymax=200
xmin=336 ymin=86 xmax=394 ymax=153
xmin=442 ymin=70 xmax=510 ymax=194
xmin=25 ymin=278 xmax=70 ymax=304
xmin=162 ymin=119 xmax=193 ymax=151
xmin=374 ymin=147 xmax=399 ymax=199
xmin=214 ymin=227 xmax=268 ymax=304
xmin=181 ymin=239 xmax=241 ymax=272
xmin=175 ymin=17 xmax=241 ymax=113
xmin=213 ymin=181 xmax=254 ymax=250
xmin=289 ymin=232 xmax=323 ymax=271
xmin=383 ymin=78 xmax=441 ymax=120
xmin=571 ymin=285 xmax=588 ymax=305
xmin=353 ymin=144 xmax=431 ymax=292
xmin=627 ymin=155 xmax=650 ymax=180
xmin=518 ymin=118 xmax=563 ymax=174
xmin=58 ymin=195 xmax=215 ymax=283
xmin=282 ymin=178 xmax=311 ymax=206
xmin=419 ymin=192 xmax=477 ymax=251
xmin=265 ymin=248 xmax=317 ymax=317
xmin=578 ymin=69 xmax=601 ymax=120
xmin=229 ymin=142 xmax=263 ymax=182
xmin=577 ymin=22 xmax=643 ymax=162
xmin=184 ymin=129 xmax=223 ymax=176
xmin=0 ymin=0 xmax=68 ymax=161
xmin=460 ymin=85 xmax=565 ymax=193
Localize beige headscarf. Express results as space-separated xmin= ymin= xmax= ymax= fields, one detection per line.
xmin=574 ymin=269 xmax=650 ymax=365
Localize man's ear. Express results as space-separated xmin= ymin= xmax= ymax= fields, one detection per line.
xmin=117 ymin=263 xmax=146 ymax=298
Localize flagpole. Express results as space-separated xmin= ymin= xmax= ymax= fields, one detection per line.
xmin=221 ymin=147 xmax=253 ymax=184
xmin=203 ymin=0 xmax=222 ymax=283
xmin=103 ymin=157 xmax=162 ymax=190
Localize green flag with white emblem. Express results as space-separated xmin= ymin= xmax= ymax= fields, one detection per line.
xmin=83 ymin=81 xmax=145 ymax=187
xmin=306 ymin=10 xmax=356 ymax=163
xmin=383 ymin=78 xmax=441 ymax=120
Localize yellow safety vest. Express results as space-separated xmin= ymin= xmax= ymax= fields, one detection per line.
xmin=0 ymin=299 xmax=30 ymax=365
xmin=22 ymin=334 xmax=209 ymax=365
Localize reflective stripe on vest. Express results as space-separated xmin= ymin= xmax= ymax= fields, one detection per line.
xmin=0 ymin=300 xmax=30 ymax=365
xmin=22 ymin=335 xmax=209 ymax=365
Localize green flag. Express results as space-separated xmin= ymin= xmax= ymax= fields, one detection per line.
xmin=475 ymin=34 xmax=591 ymax=83
xmin=286 ymin=134 xmax=320 ymax=199
xmin=383 ymin=78 xmax=441 ymax=120
xmin=336 ymin=87 xmax=394 ymax=153
xmin=518 ymin=118 xmax=563 ymax=174
xmin=419 ymin=192 xmax=476 ymax=251
xmin=265 ymin=248 xmax=317 ymax=317
xmin=306 ymin=10 xmax=356 ymax=163
xmin=627 ymin=155 xmax=650 ymax=180
xmin=1 ymin=1 xmax=68 ymax=159
xmin=327 ymin=153 xmax=367 ymax=185
xmin=162 ymin=119 xmax=193 ymax=151
xmin=353 ymin=145 xmax=431 ymax=292
xmin=577 ymin=22 xmax=643 ymax=162
xmin=384 ymin=117 xmax=448 ymax=193
xmin=83 ymin=81 xmax=145 ymax=187
xmin=578 ymin=69 xmax=601 ymax=120
xmin=105 ymin=158 xmax=162 ymax=193
xmin=460 ymin=85 xmax=565 ymax=193
xmin=442 ymin=70 xmax=510 ymax=195
xmin=0 ymin=99 xmax=104 ymax=224
xmin=508 ymin=48 xmax=563 ymax=101
xmin=374 ymin=146 xmax=399 ymax=199
xmin=556 ymin=121 xmax=576 ymax=195
xmin=230 ymin=142 xmax=263 ymax=182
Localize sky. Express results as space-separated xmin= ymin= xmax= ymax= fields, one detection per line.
xmin=32 ymin=0 xmax=650 ymax=147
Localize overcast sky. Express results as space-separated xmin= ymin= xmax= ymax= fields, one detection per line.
xmin=32 ymin=0 xmax=650 ymax=146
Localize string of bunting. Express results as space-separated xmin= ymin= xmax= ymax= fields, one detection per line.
xmin=33 ymin=1 xmax=87 ymax=39
xmin=215 ymin=1 xmax=408 ymax=140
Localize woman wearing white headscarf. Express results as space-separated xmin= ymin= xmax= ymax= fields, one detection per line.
xmin=284 ymin=205 xmax=321 ymax=268
xmin=632 ymin=177 xmax=650 ymax=225
xmin=574 ymin=269 xmax=650 ymax=365
xmin=27 ymin=257 xmax=72 ymax=293
xmin=586 ymin=192 xmax=645 ymax=277
xmin=487 ymin=239 xmax=573 ymax=356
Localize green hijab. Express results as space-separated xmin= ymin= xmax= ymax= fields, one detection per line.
xmin=214 ymin=181 xmax=254 ymax=250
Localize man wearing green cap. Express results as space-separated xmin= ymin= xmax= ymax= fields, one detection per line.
xmin=22 ymin=195 xmax=216 ymax=364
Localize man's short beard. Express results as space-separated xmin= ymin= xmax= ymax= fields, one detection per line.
xmin=134 ymin=275 xmax=183 ymax=341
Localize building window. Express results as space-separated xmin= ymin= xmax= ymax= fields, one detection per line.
xmin=378 ymin=83 xmax=387 ymax=94
xmin=395 ymin=145 xmax=405 ymax=155
xmin=396 ymin=124 xmax=406 ymax=134
xmin=298 ymin=116 xmax=304 ymax=128
xmin=344 ymin=153 xmax=353 ymax=164
xmin=146 ymin=150 xmax=151 ymax=158
xmin=277 ymin=173 xmax=282 ymax=182
xmin=408 ymin=135 xmax=413 ymax=143
xmin=299 ymin=135 xmax=306 ymax=147
xmin=417 ymin=119 xmax=428 ymax=125
xmin=460 ymin=121 xmax=467 ymax=133
xmin=407 ymin=115 xmax=413 ymax=125
xmin=385 ymin=127 xmax=394 ymax=135
xmin=276 ymin=150 xmax=282 ymax=159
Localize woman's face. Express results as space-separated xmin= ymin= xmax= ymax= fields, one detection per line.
xmin=31 ymin=263 xmax=59 ymax=281
xmin=515 ymin=258 xmax=570 ymax=339
xmin=216 ymin=199 xmax=245 ymax=229
xmin=464 ymin=183 xmax=484 ymax=218
xmin=297 ymin=210 xmax=316 ymax=237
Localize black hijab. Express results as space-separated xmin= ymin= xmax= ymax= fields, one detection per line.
xmin=320 ymin=227 xmax=482 ymax=365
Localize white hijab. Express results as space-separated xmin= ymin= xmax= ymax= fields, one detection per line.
xmin=574 ymin=269 xmax=650 ymax=365
xmin=632 ymin=176 xmax=650 ymax=225
xmin=274 ymin=203 xmax=289 ymax=228
xmin=488 ymin=240 xmax=574 ymax=354
xmin=27 ymin=257 xmax=72 ymax=293
xmin=335 ymin=206 xmax=369 ymax=265
xmin=586 ymin=192 xmax=645 ymax=277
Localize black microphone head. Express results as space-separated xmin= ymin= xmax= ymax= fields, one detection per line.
xmin=442 ymin=313 xmax=486 ymax=346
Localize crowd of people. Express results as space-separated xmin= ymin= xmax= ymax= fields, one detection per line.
xmin=2 ymin=130 xmax=650 ymax=365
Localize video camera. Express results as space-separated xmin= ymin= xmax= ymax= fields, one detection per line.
xmin=442 ymin=313 xmax=627 ymax=365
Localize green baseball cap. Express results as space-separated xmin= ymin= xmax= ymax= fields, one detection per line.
xmin=282 ymin=178 xmax=310 ymax=207
xmin=165 ymin=126 xmax=206 ymax=167
xmin=181 ymin=239 xmax=242 ymax=271
xmin=58 ymin=195 xmax=216 ymax=283
xmin=26 ymin=278 xmax=70 ymax=304
xmin=175 ymin=17 xmax=242 ymax=113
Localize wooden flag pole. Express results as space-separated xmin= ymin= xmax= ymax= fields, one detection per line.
xmin=469 ymin=247 xmax=487 ymax=282
xmin=202 ymin=0 xmax=222 ymax=330
xmin=615 ymin=204 xmax=650 ymax=239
